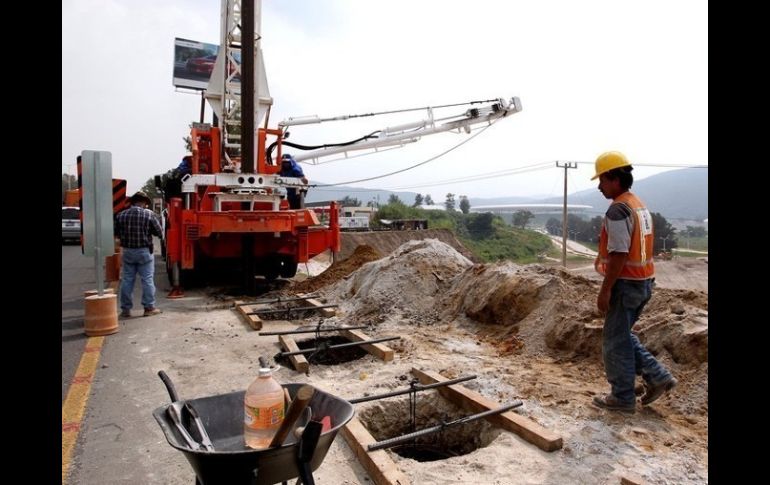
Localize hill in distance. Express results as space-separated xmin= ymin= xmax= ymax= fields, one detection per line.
xmin=305 ymin=168 xmax=707 ymax=221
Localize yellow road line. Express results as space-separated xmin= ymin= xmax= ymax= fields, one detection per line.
xmin=62 ymin=336 xmax=105 ymax=484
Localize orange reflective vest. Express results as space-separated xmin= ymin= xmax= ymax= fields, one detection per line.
xmin=595 ymin=192 xmax=655 ymax=280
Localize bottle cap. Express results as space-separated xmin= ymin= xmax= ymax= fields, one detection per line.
xmin=258 ymin=367 xmax=272 ymax=377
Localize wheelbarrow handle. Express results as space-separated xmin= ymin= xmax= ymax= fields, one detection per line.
xmin=295 ymin=420 xmax=322 ymax=485
xmin=158 ymin=370 xmax=180 ymax=402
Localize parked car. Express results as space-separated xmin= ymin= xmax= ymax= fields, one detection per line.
xmin=62 ymin=206 xmax=81 ymax=244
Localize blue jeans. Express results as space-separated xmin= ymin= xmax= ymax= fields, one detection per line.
xmin=120 ymin=247 xmax=157 ymax=311
xmin=602 ymin=278 xmax=672 ymax=404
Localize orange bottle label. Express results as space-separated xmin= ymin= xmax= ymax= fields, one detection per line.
xmin=244 ymin=402 xmax=284 ymax=430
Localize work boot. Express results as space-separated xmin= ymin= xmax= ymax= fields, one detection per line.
xmin=641 ymin=377 xmax=677 ymax=406
xmin=592 ymin=394 xmax=636 ymax=414
xmin=120 ymin=309 xmax=132 ymax=318
xmin=143 ymin=307 xmax=162 ymax=317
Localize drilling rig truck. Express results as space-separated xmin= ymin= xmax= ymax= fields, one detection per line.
xmin=162 ymin=0 xmax=522 ymax=295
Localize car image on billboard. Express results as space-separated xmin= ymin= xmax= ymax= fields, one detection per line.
xmin=186 ymin=54 xmax=217 ymax=76
xmin=173 ymin=37 xmax=241 ymax=90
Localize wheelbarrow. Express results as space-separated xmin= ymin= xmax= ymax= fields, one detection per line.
xmin=152 ymin=373 xmax=355 ymax=485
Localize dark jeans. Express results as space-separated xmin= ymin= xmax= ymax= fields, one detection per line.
xmin=602 ymin=278 xmax=672 ymax=404
xmin=120 ymin=247 xmax=156 ymax=311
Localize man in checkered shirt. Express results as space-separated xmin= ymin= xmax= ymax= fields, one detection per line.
xmin=115 ymin=191 xmax=163 ymax=318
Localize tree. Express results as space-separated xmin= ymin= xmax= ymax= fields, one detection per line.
xmin=684 ymin=225 xmax=706 ymax=238
xmin=61 ymin=173 xmax=77 ymax=204
xmin=424 ymin=194 xmax=434 ymax=205
xmin=388 ymin=194 xmax=402 ymax=205
xmin=413 ymin=193 xmax=424 ymax=207
xmin=459 ymin=195 xmax=470 ymax=214
xmin=651 ymin=212 xmax=677 ymax=253
xmin=512 ymin=210 xmax=534 ymax=229
xmin=444 ymin=193 xmax=456 ymax=211
xmin=545 ymin=217 xmax=561 ymax=236
xmin=340 ymin=196 xmax=361 ymax=207
xmin=466 ymin=212 xmax=495 ymax=239
xmin=141 ymin=178 xmax=161 ymax=200
xmin=587 ymin=216 xmax=603 ymax=243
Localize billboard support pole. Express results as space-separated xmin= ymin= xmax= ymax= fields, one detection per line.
xmin=199 ymin=91 xmax=206 ymax=123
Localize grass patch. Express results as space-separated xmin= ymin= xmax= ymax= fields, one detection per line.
xmin=461 ymin=226 xmax=552 ymax=264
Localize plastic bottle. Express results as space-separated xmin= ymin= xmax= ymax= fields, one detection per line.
xmin=244 ymin=366 xmax=285 ymax=449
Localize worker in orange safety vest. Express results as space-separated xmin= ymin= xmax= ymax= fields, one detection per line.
xmin=590 ymin=151 xmax=677 ymax=414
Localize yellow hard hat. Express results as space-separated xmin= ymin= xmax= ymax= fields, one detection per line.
xmin=591 ymin=151 xmax=631 ymax=180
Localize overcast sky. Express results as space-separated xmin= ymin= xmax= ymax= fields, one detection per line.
xmin=62 ymin=0 xmax=707 ymax=201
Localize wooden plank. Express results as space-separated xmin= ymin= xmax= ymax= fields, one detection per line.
xmin=279 ymin=335 xmax=309 ymax=373
xmin=342 ymin=329 xmax=394 ymax=362
xmin=341 ymin=417 xmax=411 ymax=485
xmin=234 ymin=301 xmax=263 ymax=330
xmin=411 ymin=368 xmax=563 ymax=452
xmin=298 ymin=293 xmax=337 ymax=317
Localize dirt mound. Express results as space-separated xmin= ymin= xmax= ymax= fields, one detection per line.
xmin=302 ymin=239 xmax=707 ymax=482
xmin=340 ymin=228 xmax=478 ymax=262
xmin=326 ymin=239 xmax=473 ymax=320
xmin=441 ymin=263 xmax=708 ymax=367
xmin=291 ymin=245 xmax=381 ymax=294
xmin=441 ymin=263 xmax=600 ymax=356
xmin=322 ymin=240 xmax=708 ymax=370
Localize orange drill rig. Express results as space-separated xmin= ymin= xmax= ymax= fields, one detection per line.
xmin=162 ymin=0 xmax=522 ymax=295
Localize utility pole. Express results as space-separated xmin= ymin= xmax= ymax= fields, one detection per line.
xmin=556 ymin=161 xmax=578 ymax=268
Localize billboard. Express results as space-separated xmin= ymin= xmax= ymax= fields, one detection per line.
xmin=172 ymin=37 xmax=241 ymax=90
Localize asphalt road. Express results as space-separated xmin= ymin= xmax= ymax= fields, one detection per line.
xmin=62 ymin=243 xmax=97 ymax=403
xmin=62 ymin=241 xmax=167 ymax=403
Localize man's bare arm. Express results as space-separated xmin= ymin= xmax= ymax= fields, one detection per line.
xmin=597 ymin=252 xmax=628 ymax=314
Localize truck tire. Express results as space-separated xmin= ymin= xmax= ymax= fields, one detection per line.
xmin=279 ymin=259 xmax=298 ymax=278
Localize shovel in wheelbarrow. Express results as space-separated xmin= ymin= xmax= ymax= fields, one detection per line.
xmin=153 ymin=370 xmax=355 ymax=485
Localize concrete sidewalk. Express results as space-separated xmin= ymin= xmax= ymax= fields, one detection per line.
xmin=65 ymin=266 xmax=368 ymax=484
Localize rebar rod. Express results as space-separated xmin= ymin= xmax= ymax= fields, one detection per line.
xmin=259 ymin=325 xmax=368 ymax=336
xmin=348 ymin=375 xmax=478 ymax=404
xmin=246 ymin=304 xmax=339 ymax=315
xmin=367 ymin=401 xmax=523 ymax=452
xmin=240 ymin=294 xmax=320 ymax=306
xmin=279 ymin=336 xmax=401 ymax=357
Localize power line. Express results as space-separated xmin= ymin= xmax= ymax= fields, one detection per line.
xmin=572 ymin=161 xmax=708 ymax=169
xmin=308 ymin=158 xmax=706 ymax=193
xmin=386 ymin=162 xmax=554 ymax=191
xmin=311 ymin=120 xmax=497 ymax=188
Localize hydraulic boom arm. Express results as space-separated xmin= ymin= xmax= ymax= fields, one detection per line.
xmin=279 ymin=97 xmax=522 ymax=165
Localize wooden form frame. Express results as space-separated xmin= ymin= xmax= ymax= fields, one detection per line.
xmin=235 ymin=293 xmax=337 ymax=331
xmin=234 ymin=300 xmax=264 ymax=330
xmin=340 ymin=367 xmax=563 ymax=484
xmin=411 ymin=368 xmax=563 ymax=452
xmin=341 ymin=417 xmax=411 ymax=485
xmin=279 ymin=328 xmax=395 ymax=372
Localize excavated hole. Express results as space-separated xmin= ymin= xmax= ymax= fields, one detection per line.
xmin=295 ymin=335 xmax=368 ymax=365
xmin=258 ymin=304 xmax=324 ymax=321
xmin=358 ymin=393 xmax=502 ymax=462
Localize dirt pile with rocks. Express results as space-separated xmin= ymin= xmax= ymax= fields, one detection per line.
xmin=318 ymin=241 xmax=708 ymax=373
xmin=326 ymin=239 xmax=473 ymax=321
xmin=340 ymin=228 xmax=478 ymax=262
xmin=291 ymin=245 xmax=381 ymax=294
xmin=303 ymin=239 xmax=708 ymax=483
